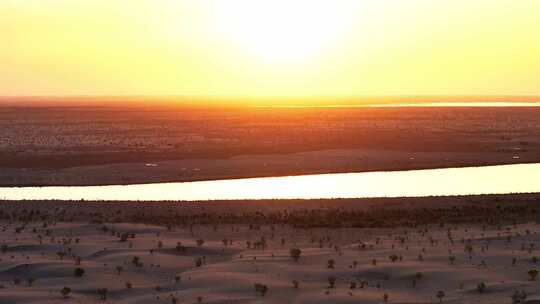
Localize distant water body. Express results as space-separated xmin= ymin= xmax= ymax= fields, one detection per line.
xmin=256 ymin=102 xmax=540 ymax=108
xmin=1 ymin=163 xmax=539 ymax=201
xmin=371 ymin=102 xmax=540 ymax=107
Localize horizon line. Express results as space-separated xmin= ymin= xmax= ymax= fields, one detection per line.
xmin=2 ymin=95 xmax=540 ymax=108
xmin=2 ymin=94 xmax=540 ymax=98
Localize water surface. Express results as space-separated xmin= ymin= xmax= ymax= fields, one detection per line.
xmin=256 ymin=102 xmax=540 ymax=108
xmin=0 ymin=163 xmax=539 ymax=201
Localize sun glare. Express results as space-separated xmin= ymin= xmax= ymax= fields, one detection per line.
xmin=212 ymin=1 xmax=360 ymax=63
xmin=3 ymin=1 xmax=540 ymax=95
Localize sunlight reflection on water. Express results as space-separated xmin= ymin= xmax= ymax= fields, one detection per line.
xmin=0 ymin=163 xmax=539 ymax=201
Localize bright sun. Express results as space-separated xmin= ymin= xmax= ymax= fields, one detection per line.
xmin=212 ymin=1 xmax=360 ymax=63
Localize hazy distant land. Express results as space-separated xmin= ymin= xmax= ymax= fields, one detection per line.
xmin=1 ymin=98 xmax=540 ymax=186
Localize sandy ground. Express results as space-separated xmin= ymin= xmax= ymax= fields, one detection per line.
xmin=0 ymin=196 xmax=539 ymax=303
xmin=0 ymin=148 xmax=535 ymax=186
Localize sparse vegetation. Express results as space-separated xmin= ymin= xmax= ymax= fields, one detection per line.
xmin=477 ymin=282 xmax=486 ymax=293
xmin=290 ymin=248 xmax=302 ymax=262
xmin=328 ymin=277 xmax=336 ymax=289
xmin=74 ymin=267 xmax=85 ymax=277
xmin=511 ymin=290 xmax=527 ymax=304
xmin=61 ymin=287 xmax=71 ymax=299
xmin=97 ymin=288 xmax=108 ymax=301
xmin=528 ymin=269 xmax=538 ymax=281
xmin=436 ymin=290 xmax=445 ymax=303
xmin=0 ymin=195 xmax=540 ymax=303
xmin=254 ymin=283 xmax=268 ymax=297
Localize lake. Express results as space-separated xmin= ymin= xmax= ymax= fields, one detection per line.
xmin=0 ymin=163 xmax=539 ymax=201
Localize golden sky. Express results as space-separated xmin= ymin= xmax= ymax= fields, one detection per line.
xmin=2 ymin=0 xmax=540 ymax=96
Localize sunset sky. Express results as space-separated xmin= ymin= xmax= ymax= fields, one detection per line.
xmin=2 ymin=0 xmax=540 ymax=97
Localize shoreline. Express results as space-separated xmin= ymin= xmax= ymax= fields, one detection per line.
xmin=1 ymin=193 xmax=540 ymax=229
xmin=1 ymin=162 xmax=539 ymax=201
xmin=1 ymin=149 xmax=537 ymax=187
xmin=2 ymin=192 xmax=539 ymax=206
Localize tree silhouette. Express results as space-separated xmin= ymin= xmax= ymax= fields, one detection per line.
xmin=27 ymin=278 xmax=35 ymax=287
xmin=511 ymin=290 xmax=527 ymax=304
xmin=61 ymin=287 xmax=71 ymax=299
xmin=528 ymin=269 xmax=538 ymax=281
xmin=328 ymin=277 xmax=336 ymax=288
xmin=327 ymin=259 xmax=335 ymax=269
xmin=477 ymin=282 xmax=486 ymax=293
xmin=289 ymin=248 xmax=302 ymax=262
xmin=74 ymin=267 xmax=85 ymax=277
xmin=436 ymin=290 xmax=445 ymax=303
xmin=97 ymin=288 xmax=108 ymax=300
xmin=254 ymin=283 xmax=268 ymax=296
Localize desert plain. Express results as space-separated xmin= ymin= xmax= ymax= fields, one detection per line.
xmin=0 ymin=195 xmax=539 ymax=303
xmin=1 ymin=100 xmax=540 ymax=303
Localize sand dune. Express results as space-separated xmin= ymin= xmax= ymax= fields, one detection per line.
xmin=0 ymin=215 xmax=538 ymax=303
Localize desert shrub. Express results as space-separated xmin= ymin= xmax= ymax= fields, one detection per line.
xmin=74 ymin=267 xmax=85 ymax=277
xmin=511 ymin=290 xmax=527 ymax=304
xmin=289 ymin=248 xmax=302 ymax=262
xmin=328 ymin=277 xmax=336 ymax=288
xmin=61 ymin=287 xmax=71 ymax=299
xmin=27 ymin=278 xmax=35 ymax=287
xmin=119 ymin=232 xmax=129 ymax=242
xmin=528 ymin=269 xmax=538 ymax=281
xmin=97 ymin=288 xmax=108 ymax=300
xmin=477 ymin=282 xmax=486 ymax=293
xmin=436 ymin=290 xmax=445 ymax=302
xmin=254 ymin=283 xmax=268 ymax=296
xmin=327 ymin=259 xmax=335 ymax=269
xmin=131 ymin=256 xmax=142 ymax=267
